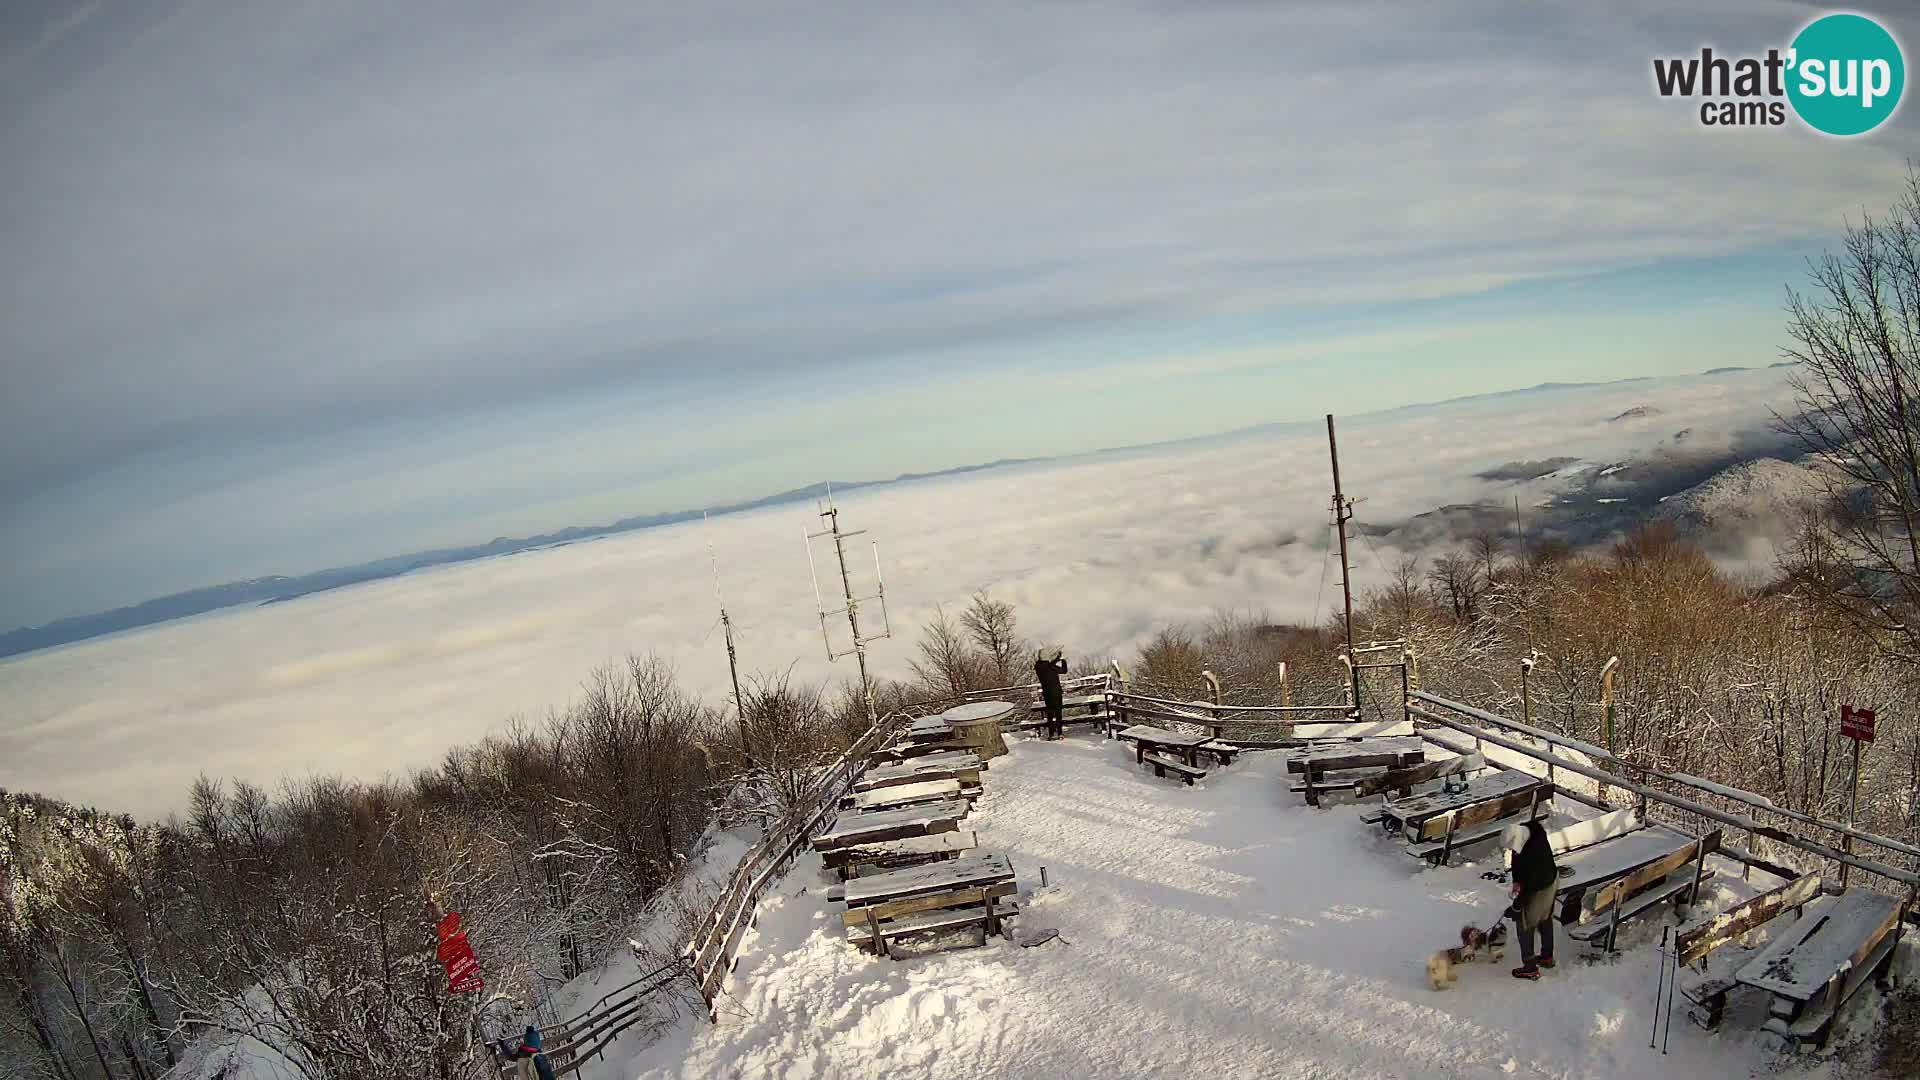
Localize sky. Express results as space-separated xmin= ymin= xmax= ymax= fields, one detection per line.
xmin=2 ymin=1 xmax=1918 ymax=628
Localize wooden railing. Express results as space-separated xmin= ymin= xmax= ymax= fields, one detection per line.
xmin=680 ymin=703 xmax=929 ymax=1018
xmin=1409 ymin=691 xmax=1920 ymax=919
xmin=528 ymin=959 xmax=691 ymax=1077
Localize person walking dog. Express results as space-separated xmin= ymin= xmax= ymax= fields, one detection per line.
xmin=1035 ymin=649 xmax=1069 ymax=739
xmin=1502 ymin=819 xmax=1557 ymax=979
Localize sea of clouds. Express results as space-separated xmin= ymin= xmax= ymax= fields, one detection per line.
xmin=0 ymin=368 xmax=1800 ymax=817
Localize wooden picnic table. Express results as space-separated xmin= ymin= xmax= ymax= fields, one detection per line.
xmin=811 ymin=799 xmax=970 ymax=852
xmin=1553 ymin=824 xmax=1696 ymax=896
xmin=1286 ymin=736 xmax=1426 ymax=773
xmin=1114 ymin=724 xmax=1213 ymax=767
xmin=1735 ymin=887 xmax=1896 ymax=1006
xmin=846 ymin=778 xmax=963 ymax=812
xmin=853 ymin=752 xmax=983 ymax=792
xmin=838 ymin=852 xmax=1015 ymax=909
xmin=1379 ymin=770 xmax=1542 ymax=833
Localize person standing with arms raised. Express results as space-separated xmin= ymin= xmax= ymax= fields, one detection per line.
xmin=1035 ymin=648 xmax=1068 ymax=740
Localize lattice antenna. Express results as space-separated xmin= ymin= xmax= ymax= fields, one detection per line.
xmin=802 ymin=487 xmax=892 ymax=725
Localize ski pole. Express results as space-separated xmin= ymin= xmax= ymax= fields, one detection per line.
xmin=1661 ymin=945 xmax=1677 ymax=1054
xmin=1648 ymin=927 xmax=1669 ymax=1049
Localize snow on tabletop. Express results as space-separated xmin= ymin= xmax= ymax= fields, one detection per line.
xmin=608 ymin=741 xmax=1854 ymax=1080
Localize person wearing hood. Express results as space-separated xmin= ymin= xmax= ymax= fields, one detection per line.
xmin=507 ymin=1025 xmax=556 ymax=1080
xmin=1501 ymin=818 xmax=1557 ymax=980
xmin=1035 ymin=648 xmax=1069 ymax=740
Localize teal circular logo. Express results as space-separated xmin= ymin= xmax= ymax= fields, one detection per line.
xmin=1787 ymin=13 xmax=1905 ymax=136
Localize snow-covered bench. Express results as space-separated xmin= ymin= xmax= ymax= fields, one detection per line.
xmin=843 ymin=887 xmax=1019 ymax=957
xmin=1731 ymin=889 xmax=1903 ymax=1047
xmin=1563 ymin=829 xmax=1720 ymax=951
xmin=1675 ymin=872 xmax=1822 ymax=1030
xmin=1288 ymin=736 xmax=1425 ymax=805
xmin=1141 ymin=750 xmax=1207 ymax=785
xmin=819 ymin=829 xmax=979 ymax=880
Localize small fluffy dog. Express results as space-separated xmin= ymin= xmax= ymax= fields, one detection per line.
xmin=1427 ymin=923 xmax=1508 ymax=990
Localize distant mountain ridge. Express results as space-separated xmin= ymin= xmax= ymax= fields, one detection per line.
xmin=0 ymin=459 xmax=1036 ymax=659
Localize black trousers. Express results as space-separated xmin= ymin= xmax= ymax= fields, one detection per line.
xmin=1043 ymin=699 xmax=1064 ymax=737
xmin=1514 ymin=887 xmax=1555 ymax=966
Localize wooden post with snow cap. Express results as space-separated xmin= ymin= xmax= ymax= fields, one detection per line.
xmin=1109 ymin=662 xmax=1129 ymax=737
xmin=1202 ymin=670 xmax=1222 ymax=706
xmin=1598 ymin=656 xmax=1620 ymax=806
xmin=1277 ymin=661 xmax=1291 ymax=708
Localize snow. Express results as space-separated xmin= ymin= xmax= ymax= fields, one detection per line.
xmin=607 ymin=740 xmax=1869 ymax=1080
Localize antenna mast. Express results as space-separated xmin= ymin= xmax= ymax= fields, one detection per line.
xmin=706 ymin=514 xmax=750 ymax=756
xmin=1326 ymin=415 xmax=1360 ymax=714
xmin=804 ymin=488 xmax=892 ymax=726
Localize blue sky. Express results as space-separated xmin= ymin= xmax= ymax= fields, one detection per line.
xmin=2 ymin=0 xmax=1917 ymax=628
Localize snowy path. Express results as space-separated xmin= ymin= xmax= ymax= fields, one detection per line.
xmin=616 ymin=740 xmax=1847 ymax=1080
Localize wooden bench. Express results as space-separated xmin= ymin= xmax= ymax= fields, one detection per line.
xmin=833 ymin=852 xmax=1015 ymax=909
xmin=1198 ymin=740 xmax=1239 ymax=766
xmin=1290 ymin=736 xmax=1426 ymax=806
xmin=1405 ymin=803 xmax=1553 ymax=865
xmin=843 ymin=887 xmax=1019 ymax=957
xmin=1564 ymin=830 xmax=1721 ymax=951
xmin=1384 ymin=772 xmax=1553 ymax=864
xmin=1141 ymin=750 xmax=1207 ymax=785
xmin=1734 ymin=889 xmax=1903 ymax=1047
xmin=1675 ymin=873 xmax=1822 ymax=1030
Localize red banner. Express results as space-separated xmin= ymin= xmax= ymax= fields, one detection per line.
xmin=1840 ymin=704 xmax=1876 ymax=743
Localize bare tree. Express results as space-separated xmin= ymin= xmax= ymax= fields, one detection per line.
xmin=960 ymin=591 xmax=1023 ymax=687
xmin=910 ymin=605 xmax=982 ymax=698
xmin=1777 ymin=166 xmax=1920 ymax=664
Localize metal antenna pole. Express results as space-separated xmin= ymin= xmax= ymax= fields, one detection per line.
xmin=1326 ymin=415 xmax=1360 ymax=714
xmin=804 ymin=491 xmax=891 ymax=729
xmin=827 ymin=504 xmax=878 ymax=726
xmin=706 ymin=515 xmax=750 ymax=757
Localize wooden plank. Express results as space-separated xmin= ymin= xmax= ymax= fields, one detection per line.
xmin=1676 ymin=873 xmax=1821 ymax=967
xmin=1115 ymin=724 xmax=1212 ymax=748
xmin=810 ymin=800 xmax=969 ymax=851
xmin=820 ymin=829 xmax=978 ymax=869
xmin=1287 ymin=736 xmax=1426 ymax=773
xmin=1411 ymin=780 xmax=1549 ymax=842
xmin=1581 ymin=830 xmax=1720 ymax=924
xmin=844 ymin=900 xmax=1019 ymax=950
xmin=1783 ymin=926 xmax=1899 ymax=1042
xmin=847 ymin=778 xmax=962 ymax=810
xmin=1383 ymin=769 xmax=1539 ymax=827
xmin=1355 ymin=752 xmax=1484 ymax=798
xmin=1553 ymin=825 xmax=1695 ymax=895
xmin=1569 ymin=869 xmax=1713 ymax=943
xmin=1736 ymin=890 xmax=1901 ymax=1001
xmin=1291 ymin=719 xmax=1415 ymax=740
xmin=841 ymin=852 xmax=1014 ymax=907
xmin=841 ymin=878 xmax=1016 ymax=926
xmin=1405 ymin=804 xmax=1550 ymax=861
xmin=844 ymin=884 xmax=989 ymax=926
xmin=1544 ymin=806 xmax=1642 ymax=856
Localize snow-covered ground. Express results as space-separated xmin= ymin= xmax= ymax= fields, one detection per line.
xmin=613 ymin=738 xmax=1881 ymax=1080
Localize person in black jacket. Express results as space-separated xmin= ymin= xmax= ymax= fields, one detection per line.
xmin=1035 ymin=649 xmax=1068 ymax=740
xmin=1501 ymin=819 xmax=1557 ymax=979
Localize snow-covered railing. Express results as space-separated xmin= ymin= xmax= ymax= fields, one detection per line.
xmin=535 ymin=958 xmax=690 ymax=1077
xmin=681 ymin=702 xmax=928 ymax=1019
xmin=1409 ymin=693 xmax=1920 ymax=906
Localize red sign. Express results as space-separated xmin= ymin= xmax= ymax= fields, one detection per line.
xmin=1841 ymin=705 xmax=1876 ymax=743
xmin=434 ymin=912 xmax=483 ymax=994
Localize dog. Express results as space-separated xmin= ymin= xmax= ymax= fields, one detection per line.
xmin=1427 ymin=923 xmax=1508 ymax=990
